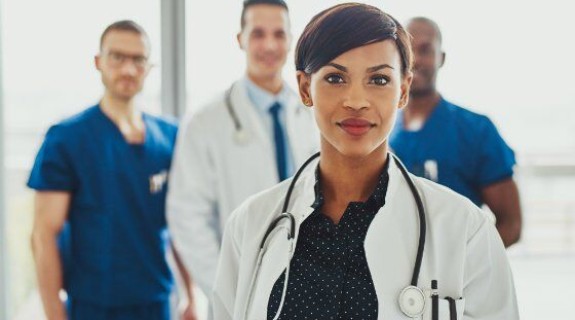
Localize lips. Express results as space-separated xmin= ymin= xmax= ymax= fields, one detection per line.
xmin=338 ymin=118 xmax=374 ymax=136
xmin=259 ymin=58 xmax=280 ymax=67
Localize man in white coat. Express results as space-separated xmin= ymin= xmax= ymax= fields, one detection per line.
xmin=167 ymin=0 xmax=318 ymax=297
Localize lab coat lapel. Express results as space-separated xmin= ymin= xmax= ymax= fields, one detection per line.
xmin=288 ymin=160 xmax=318 ymax=227
xmin=364 ymin=158 xmax=422 ymax=319
xmin=246 ymin=163 xmax=317 ymax=319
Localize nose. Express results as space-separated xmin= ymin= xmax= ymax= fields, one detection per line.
xmin=343 ymin=83 xmax=370 ymax=111
xmin=119 ymin=60 xmax=138 ymax=76
xmin=263 ymin=35 xmax=278 ymax=51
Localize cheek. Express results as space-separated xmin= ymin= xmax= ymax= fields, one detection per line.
xmin=374 ymin=88 xmax=402 ymax=118
xmin=278 ymin=39 xmax=289 ymax=51
xmin=310 ymin=88 xmax=336 ymax=123
xmin=101 ymin=69 xmax=116 ymax=82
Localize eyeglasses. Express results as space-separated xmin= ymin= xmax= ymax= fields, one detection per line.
xmin=102 ymin=50 xmax=150 ymax=70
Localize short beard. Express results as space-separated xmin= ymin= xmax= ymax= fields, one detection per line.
xmin=409 ymin=86 xmax=436 ymax=98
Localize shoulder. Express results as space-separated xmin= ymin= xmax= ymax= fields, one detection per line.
xmin=180 ymin=93 xmax=228 ymax=134
xmin=442 ymin=99 xmax=495 ymax=133
xmin=225 ymin=179 xmax=292 ymax=240
xmin=415 ymin=175 xmax=492 ymax=236
xmin=45 ymin=106 xmax=100 ymax=142
xmin=190 ymin=93 xmax=228 ymax=122
xmin=145 ymin=113 xmax=178 ymax=134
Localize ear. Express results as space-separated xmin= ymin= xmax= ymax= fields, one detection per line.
xmin=94 ymin=55 xmax=102 ymax=71
xmin=237 ymin=32 xmax=244 ymax=50
xmin=439 ymin=51 xmax=446 ymax=68
xmin=399 ymin=71 xmax=413 ymax=109
xmin=296 ymin=71 xmax=312 ymax=107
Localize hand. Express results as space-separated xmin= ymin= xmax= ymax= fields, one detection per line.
xmin=180 ymin=301 xmax=198 ymax=320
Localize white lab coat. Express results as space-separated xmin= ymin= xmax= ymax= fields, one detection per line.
xmin=212 ymin=156 xmax=519 ymax=320
xmin=167 ymin=79 xmax=319 ymax=294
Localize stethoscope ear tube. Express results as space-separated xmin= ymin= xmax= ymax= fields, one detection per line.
xmin=260 ymin=213 xmax=296 ymax=248
xmin=225 ymin=84 xmax=242 ymax=132
xmin=259 ymin=151 xmax=320 ymax=249
xmin=392 ymin=154 xmax=426 ymax=287
xmin=282 ymin=152 xmax=320 ymax=213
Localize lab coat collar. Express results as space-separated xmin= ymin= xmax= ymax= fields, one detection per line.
xmin=288 ymin=152 xmax=403 ymax=228
xmin=310 ymin=157 xmax=390 ymax=212
xmin=243 ymin=76 xmax=293 ymax=114
xmin=230 ymin=80 xmax=270 ymax=149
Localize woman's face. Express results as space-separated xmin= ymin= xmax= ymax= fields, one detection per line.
xmin=297 ymin=40 xmax=412 ymax=159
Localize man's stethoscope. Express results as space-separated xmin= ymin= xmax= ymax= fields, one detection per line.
xmin=225 ymin=83 xmax=251 ymax=145
xmin=245 ymin=152 xmax=428 ymax=319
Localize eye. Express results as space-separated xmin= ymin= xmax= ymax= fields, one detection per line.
xmin=133 ymin=56 xmax=148 ymax=66
xmin=370 ymin=75 xmax=389 ymax=86
xmin=325 ymin=74 xmax=345 ymax=84
xmin=251 ymin=29 xmax=265 ymax=39
xmin=274 ymin=31 xmax=286 ymax=39
xmin=109 ymin=52 xmax=123 ymax=61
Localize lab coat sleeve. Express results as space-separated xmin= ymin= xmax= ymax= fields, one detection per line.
xmin=463 ymin=208 xmax=519 ymax=319
xmin=211 ymin=212 xmax=242 ymax=320
xmin=167 ymin=112 xmax=220 ymax=295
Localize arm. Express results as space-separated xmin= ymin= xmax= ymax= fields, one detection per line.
xmin=481 ymin=178 xmax=522 ymax=247
xmin=172 ymin=245 xmax=198 ymax=320
xmin=30 ymin=191 xmax=70 ymax=320
xmin=463 ymin=210 xmax=519 ymax=319
xmin=167 ymin=114 xmax=220 ymax=296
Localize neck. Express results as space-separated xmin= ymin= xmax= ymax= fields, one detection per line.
xmin=99 ymin=92 xmax=139 ymax=123
xmin=246 ymin=72 xmax=283 ymax=95
xmin=319 ymin=142 xmax=388 ymax=205
xmin=404 ymin=91 xmax=441 ymax=124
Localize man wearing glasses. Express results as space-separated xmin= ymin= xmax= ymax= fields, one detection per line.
xmin=28 ymin=21 xmax=196 ymax=320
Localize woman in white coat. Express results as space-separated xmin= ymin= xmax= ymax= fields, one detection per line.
xmin=212 ymin=3 xmax=519 ymax=320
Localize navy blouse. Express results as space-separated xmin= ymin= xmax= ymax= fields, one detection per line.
xmin=268 ymin=159 xmax=390 ymax=319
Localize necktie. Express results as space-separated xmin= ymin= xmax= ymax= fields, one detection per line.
xmin=268 ymin=102 xmax=288 ymax=181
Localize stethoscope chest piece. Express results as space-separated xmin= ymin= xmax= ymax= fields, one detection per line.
xmin=234 ymin=129 xmax=250 ymax=145
xmin=398 ymin=285 xmax=425 ymax=318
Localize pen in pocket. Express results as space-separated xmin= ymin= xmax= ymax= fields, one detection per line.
xmin=431 ymin=280 xmax=438 ymax=320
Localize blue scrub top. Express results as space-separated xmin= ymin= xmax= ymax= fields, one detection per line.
xmin=28 ymin=105 xmax=178 ymax=306
xmin=389 ymin=97 xmax=516 ymax=206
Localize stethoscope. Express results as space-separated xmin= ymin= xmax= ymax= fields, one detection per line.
xmin=245 ymin=152 xmax=428 ymax=319
xmin=225 ymin=83 xmax=251 ymax=145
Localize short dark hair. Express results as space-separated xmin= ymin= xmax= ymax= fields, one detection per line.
xmin=295 ymin=3 xmax=413 ymax=77
xmin=99 ymin=20 xmax=149 ymax=51
xmin=407 ymin=16 xmax=443 ymax=46
xmin=240 ymin=0 xmax=289 ymax=29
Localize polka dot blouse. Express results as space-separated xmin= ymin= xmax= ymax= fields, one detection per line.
xmin=267 ymin=159 xmax=390 ymax=319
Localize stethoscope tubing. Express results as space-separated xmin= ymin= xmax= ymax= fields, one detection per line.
xmin=225 ymin=84 xmax=243 ymax=132
xmin=246 ymin=152 xmax=427 ymax=318
xmin=392 ymin=155 xmax=427 ymax=287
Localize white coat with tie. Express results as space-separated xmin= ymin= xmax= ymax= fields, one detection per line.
xmin=167 ymin=78 xmax=319 ymax=294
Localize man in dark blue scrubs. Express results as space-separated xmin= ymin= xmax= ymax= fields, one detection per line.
xmin=390 ymin=17 xmax=522 ymax=247
xmin=28 ymin=21 xmax=197 ymax=320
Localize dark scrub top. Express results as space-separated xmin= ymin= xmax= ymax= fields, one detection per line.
xmin=390 ymin=97 xmax=516 ymax=206
xmin=28 ymin=105 xmax=177 ymax=307
xmin=268 ymin=159 xmax=389 ymax=319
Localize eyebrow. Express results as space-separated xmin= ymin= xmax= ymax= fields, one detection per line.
xmin=367 ymin=64 xmax=394 ymax=72
xmin=326 ymin=62 xmax=394 ymax=73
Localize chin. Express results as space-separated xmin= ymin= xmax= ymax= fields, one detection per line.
xmin=333 ymin=143 xmax=381 ymax=160
xmin=114 ymin=91 xmax=137 ymax=101
xmin=409 ymin=87 xmax=434 ymax=98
